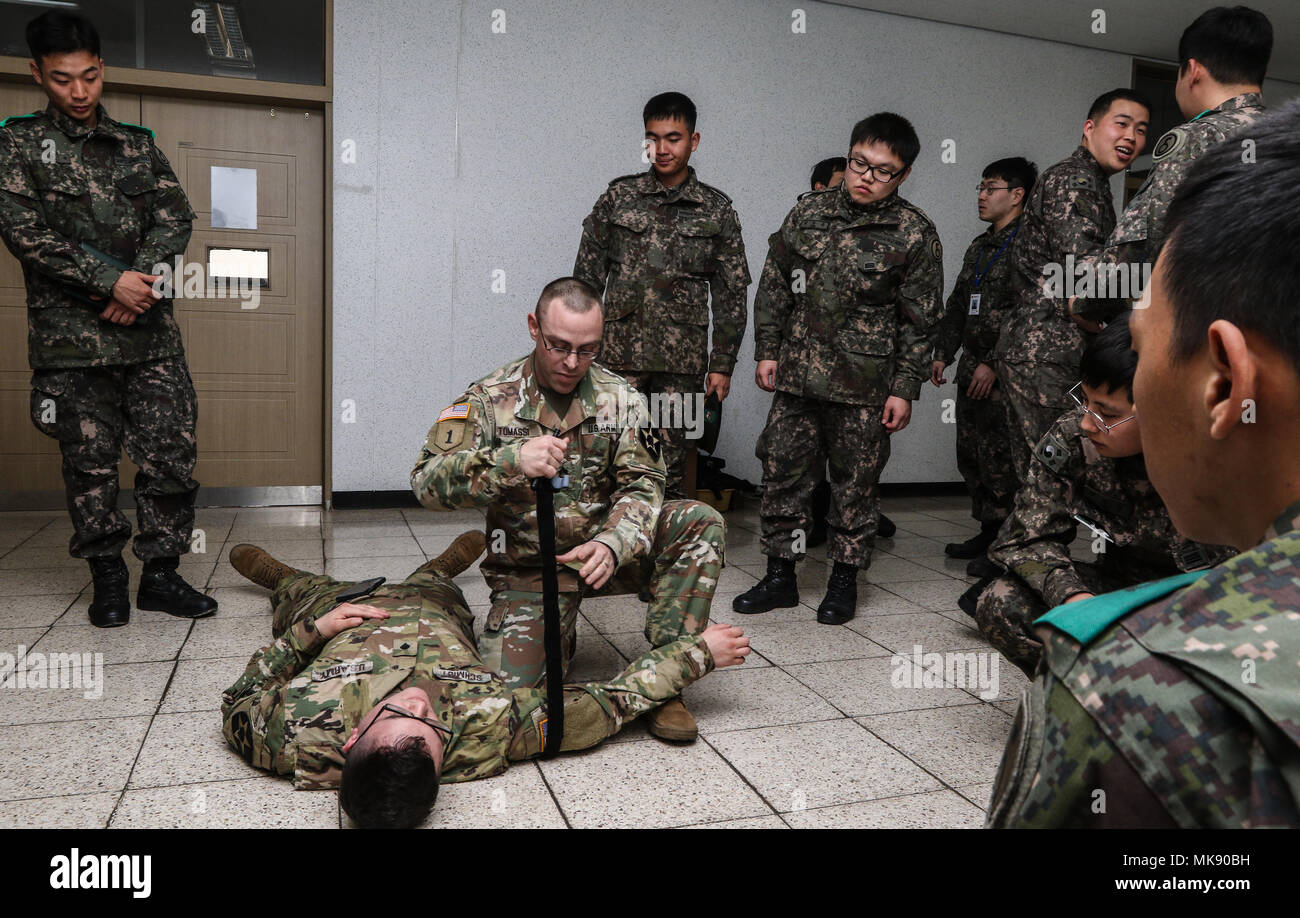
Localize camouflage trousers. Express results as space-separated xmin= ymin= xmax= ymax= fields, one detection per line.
xmin=481 ymin=499 xmax=724 ymax=688
xmin=998 ymin=359 xmax=1077 ymax=485
xmin=28 ymin=356 xmax=199 ymax=561
xmin=620 ymin=371 xmax=701 ymax=501
xmin=757 ymin=391 xmax=887 ymax=568
xmin=955 ymin=375 xmax=1017 ymax=526
xmin=975 ymin=561 xmax=1130 ymax=676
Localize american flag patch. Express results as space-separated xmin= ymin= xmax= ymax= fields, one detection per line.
xmin=437 ymin=403 xmax=470 ymax=422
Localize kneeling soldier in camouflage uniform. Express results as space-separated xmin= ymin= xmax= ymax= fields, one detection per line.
xmin=221 ymin=536 xmax=750 ymax=829
xmin=409 ymin=277 xmax=726 ymax=743
xmin=0 ymin=11 xmax=213 ymax=627
xmin=988 ymin=105 xmax=1300 ymax=825
xmin=975 ymin=315 xmax=1230 ymax=676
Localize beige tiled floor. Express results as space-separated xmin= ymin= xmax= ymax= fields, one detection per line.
xmin=0 ymin=494 xmax=1023 ymax=829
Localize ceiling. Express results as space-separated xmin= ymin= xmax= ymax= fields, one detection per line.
xmin=841 ymin=0 xmax=1300 ymax=84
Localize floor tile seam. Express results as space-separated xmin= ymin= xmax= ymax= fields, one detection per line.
xmin=774 ymin=658 xmax=1005 ymax=719
xmin=696 ymin=732 xmax=785 ymax=821
xmin=531 ymin=761 xmax=575 ymax=830
xmin=851 ymin=712 xmax=1007 ymax=795
xmin=115 ymin=643 xmax=194 ymax=808
xmin=697 ymin=712 xmax=853 ymax=738
xmin=772 ymin=783 xmax=982 ymax=820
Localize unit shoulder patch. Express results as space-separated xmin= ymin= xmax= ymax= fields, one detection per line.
xmin=429 ymin=403 xmax=471 ymax=454
xmin=1034 ymin=431 xmax=1073 ymax=473
xmin=1152 ymin=127 xmax=1188 ymax=163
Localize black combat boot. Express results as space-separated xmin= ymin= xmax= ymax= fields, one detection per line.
xmin=959 ymin=574 xmax=998 ymax=618
xmin=137 ymin=557 xmax=218 ymax=618
xmin=877 ymin=513 xmax=897 ymax=538
xmin=816 ymin=561 xmax=858 ymax=625
xmin=966 ymin=555 xmax=1000 ymax=578
xmin=732 ymin=556 xmax=798 ymax=614
xmin=87 ymin=557 xmax=131 ymax=628
xmin=945 ymin=520 xmax=1001 ymax=559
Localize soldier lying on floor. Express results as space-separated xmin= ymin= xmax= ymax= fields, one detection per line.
xmin=219 ymin=533 xmax=750 ymax=828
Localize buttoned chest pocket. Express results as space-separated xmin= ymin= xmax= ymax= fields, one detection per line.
xmin=114 ymin=168 xmax=157 ymax=198
xmin=609 ymin=209 xmax=651 ymax=264
xmin=31 ymin=169 xmax=87 ymax=235
xmin=789 ymin=223 xmax=829 ymax=265
xmin=114 ymin=166 xmax=157 ymax=232
xmin=676 ymin=216 xmax=722 ymax=275
xmin=851 ymin=248 xmax=906 ymax=307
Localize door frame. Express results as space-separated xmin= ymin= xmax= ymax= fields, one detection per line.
xmin=0 ymin=0 xmax=334 ymax=509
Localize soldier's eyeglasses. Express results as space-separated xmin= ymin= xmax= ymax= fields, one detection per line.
xmin=1068 ymin=382 xmax=1136 ymax=433
xmin=845 ymin=155 xmax=903 ymax=183
xmin=537 ymin=326 xmax=600 ymax=361
xmin=977 ymin=184 xmax=1011 ymax=195
xmin=348 ymin=703 xmax=451 ymax=755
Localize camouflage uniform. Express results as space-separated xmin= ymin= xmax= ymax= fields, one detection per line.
xmin=410 ymin=354 xmax=724 ymax=688
xmin=931 ymin=217 xmax=1021 ymax=527
xmin=1073 ymin=93 xmax=1266 ymax=324
xmin=573 ymin=167 xmax=751 ymax=499
xmin=752 ymin=185 xmax=943 ymax=568
xmin=976 ymin=412 xmax=1232 ymax=675
xmin=0 ymin=104 xmax=199 ymax=561
xmin=987 ymin=498 xmax=1300 ymax=828
xmin=994 ymin=147 xmax=1115 ymax=484
xmin=221 ymin=565 xmax=717 ymax=789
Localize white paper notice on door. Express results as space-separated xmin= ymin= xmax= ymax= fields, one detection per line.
xmin=210 ymin=166 xmax=258 ymax=229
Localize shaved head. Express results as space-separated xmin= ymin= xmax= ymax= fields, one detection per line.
xmin=535 ymin=276 xmax=602 ymax=322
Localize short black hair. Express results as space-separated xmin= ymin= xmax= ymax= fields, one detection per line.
xmin=1178 ymin=6 xmax=1272 ymax=87
xmin=1087 ymin=88 xmax=1152 ymax=123
xmin=26 ymin=10 xmax=100 ymax=64
xmin=850 ymin=113 xmax=920 ymax=168
xmin=536 ymin=276 xmax=601 ymax=320
xmin=339 ymin=735 xmax=440 ymax=829
xmin=1080 ymin=312 xmax=1137 ymax=401
xmin=982 ymin=157 xmax=1038 ymax=193
xmin=643 ymin=92 xmax=696 ymax=133
xmin=810 ymin=157 xmax=847 ymax=189
xmin=1161 ymin=99 xmax=1300 ymax=373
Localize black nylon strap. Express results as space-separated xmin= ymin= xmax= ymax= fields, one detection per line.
xmin=532 ymin=477 xmax=565 ymax=758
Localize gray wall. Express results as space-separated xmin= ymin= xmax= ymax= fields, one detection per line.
xmin=331 ymin=0 xmax=1297 ymax=493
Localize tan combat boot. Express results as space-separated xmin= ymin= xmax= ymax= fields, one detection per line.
xmin=413 ymin=530 xmax=486 ymax=579
xmin=647 ymin=697 xmax=698 ymax=742
xmin=228 ymin=544 xmax=304 ymax=590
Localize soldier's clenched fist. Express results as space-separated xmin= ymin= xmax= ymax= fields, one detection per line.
xmin=519 ymin=435 xmax=569 ymax=479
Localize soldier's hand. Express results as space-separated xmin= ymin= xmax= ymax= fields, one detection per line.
xmin=1062 ymin=592 xmax=1095 ymax=604
xmin=99 ymin=299 xmax=139 ymax=326
xmin=704 ymin=372 xmax=731 ymax=401
xmin=882 ymin=396 xmax=912 ymax=432
xmin=966 ymin=363 xmax=996 ymax=399
xmin=316 ymin=602 xmax=390 ymax=640
xmin=755 ymin=360 xmax=777 ymax=392
xmin=111 ymin=270 xmax=163 ymax=312
xmin=519 ymin=435 xmax=569 ymax=479
xmin=1067 ymin=296 xmax=1103 ymax=334
xmin=930 ymin=360 xmax=948 ymax=387
xmin=556 ymin=540 xmax=617 ymax=589
xmin=701 ymin=623 xmax=751 ymax=667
